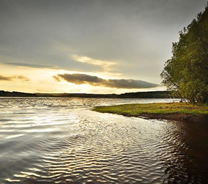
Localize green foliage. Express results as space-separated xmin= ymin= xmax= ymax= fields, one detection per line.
xmin=161 ymin=4 xmax=208 ymax=104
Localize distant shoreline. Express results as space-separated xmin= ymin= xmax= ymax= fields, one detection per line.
xmin=94 ymin=103 xmax=208 ymax=122
xmin=0 ymin=90 xmax=175 ymax=98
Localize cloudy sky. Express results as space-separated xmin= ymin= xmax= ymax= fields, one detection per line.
xmin=0 ymin=0 xmax=207 ymax=93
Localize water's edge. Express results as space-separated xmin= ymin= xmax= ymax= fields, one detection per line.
xmin=0 ymin=98 xmax=208 ymax=183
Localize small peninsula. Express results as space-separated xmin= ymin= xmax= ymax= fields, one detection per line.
xmin=94 ymin=103 xmax=208 ymax=122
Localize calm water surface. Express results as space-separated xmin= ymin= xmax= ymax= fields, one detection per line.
xmin=0 ymin=97 xmax=208 ymax=184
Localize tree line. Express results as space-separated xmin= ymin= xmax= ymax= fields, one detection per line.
xmin=161 ymin=3 xmax=208 ymax=104
xmin=0 ymin=90 xmax=172 ymax=98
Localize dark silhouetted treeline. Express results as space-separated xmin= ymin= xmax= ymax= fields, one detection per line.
xmin=118 ymin=91 xmax=174 ymax=98
xmin=0 ymin=90 xmax=175 ymax=98
xmin=0 ymin=90 xmax=37 ymax=97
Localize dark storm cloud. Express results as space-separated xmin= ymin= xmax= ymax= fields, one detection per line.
xmin=0 ymin=75 xmax=29 ymax=81
xmin=54 ymin=73 xmax=159 ymax=89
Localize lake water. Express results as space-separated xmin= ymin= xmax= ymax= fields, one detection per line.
xmin=0 ymin=97 xmax=208 ymax=184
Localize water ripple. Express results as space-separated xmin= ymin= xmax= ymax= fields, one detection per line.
xmin=0 ymin=98 xmax=208 ymax=183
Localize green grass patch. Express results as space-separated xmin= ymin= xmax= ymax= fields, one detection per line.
xmin=93 ymin=103 xmax=208 ymax=117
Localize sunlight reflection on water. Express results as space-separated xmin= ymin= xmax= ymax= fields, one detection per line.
xmin=0 ymin=97 xmax=208 ymax=183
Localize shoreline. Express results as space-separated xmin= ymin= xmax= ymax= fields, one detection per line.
xmin=138 ymin=113 xmax=208 ymax=122
xmin=93 ymin=103 xmax=208 ymax=122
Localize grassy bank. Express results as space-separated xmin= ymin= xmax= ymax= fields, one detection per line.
xmin=93 ymin=103 xmax=208 ymax=122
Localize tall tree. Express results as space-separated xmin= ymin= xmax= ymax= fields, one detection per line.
xmin=161 ymin=4 xmax=208 ymax=104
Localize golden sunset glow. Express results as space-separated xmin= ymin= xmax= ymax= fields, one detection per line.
xmin=0 ymin=0 xmax=206 ymax=94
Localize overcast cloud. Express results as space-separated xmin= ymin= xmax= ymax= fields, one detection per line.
xmin=0 ymin=0 xmax=207 ymax=92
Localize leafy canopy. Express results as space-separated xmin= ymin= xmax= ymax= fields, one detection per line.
xmin=161 ymin=4 xmax=208 ymax=104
